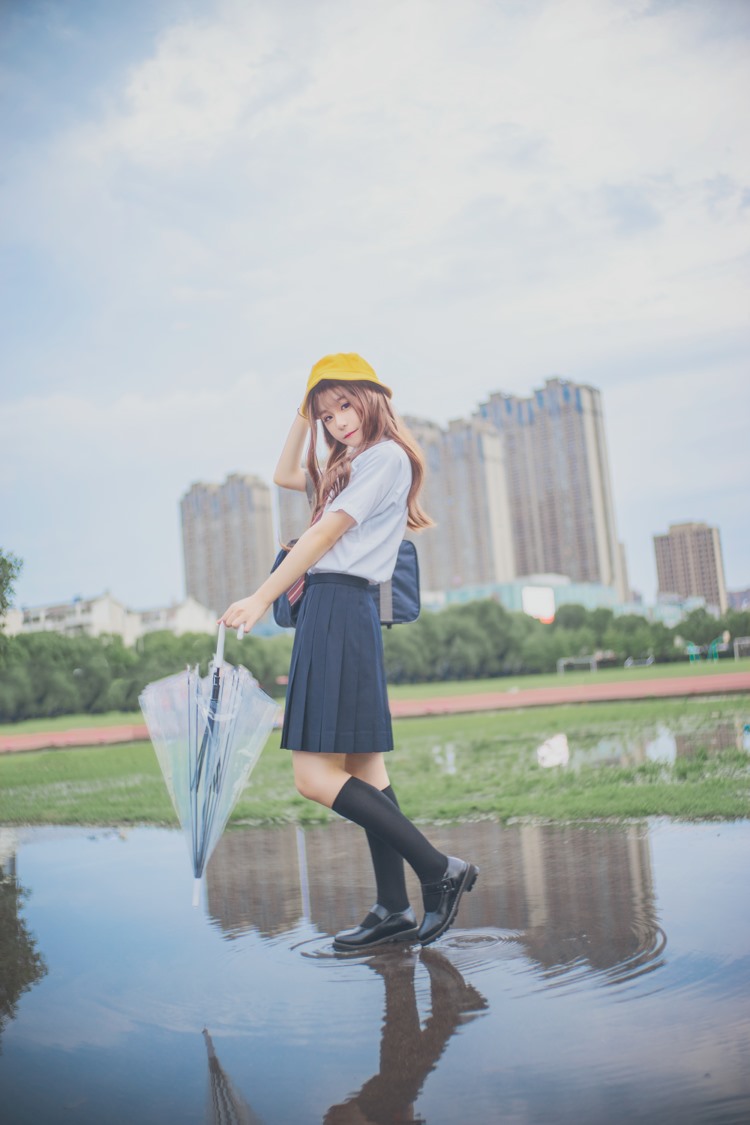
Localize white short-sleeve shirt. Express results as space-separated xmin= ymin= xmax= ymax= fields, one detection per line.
xmin=309 ymin=440 xmax=411 ymax=583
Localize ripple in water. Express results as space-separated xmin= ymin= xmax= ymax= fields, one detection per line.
xmin=298 ymin=920 xmax=669 ymax=999
xmin=519 ymin=923 xmax=669 ymax=995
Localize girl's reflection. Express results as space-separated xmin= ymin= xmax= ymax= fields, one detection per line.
xmin=324 ymin=948 xmax=488 ymax=1125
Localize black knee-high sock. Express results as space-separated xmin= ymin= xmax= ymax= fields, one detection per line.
xmin=365 ymin=785 xmax=410 ymax=914
xmin=333 ymin=777 xmax=446 ymax=887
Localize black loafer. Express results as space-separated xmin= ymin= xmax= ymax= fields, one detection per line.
xmin=418 ymin=857 xmax=479 ymax=946
xmin=333 ymin=904 xmax=419 ymax=951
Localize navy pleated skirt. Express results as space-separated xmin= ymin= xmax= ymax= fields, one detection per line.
xmin=280 ymin=572 xmax=394 ymax=755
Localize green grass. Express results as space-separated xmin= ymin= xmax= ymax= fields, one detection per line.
xmin=2 ymin=696 xmax=748 ymax=826
xmin=0 ymin=711 xmax=144 ymax=736
xmin=388 ymin=657 xmax=750 ymax=700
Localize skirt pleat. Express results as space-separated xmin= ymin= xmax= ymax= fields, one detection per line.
xmin=280 ymin=574 xmax=393 ymax=755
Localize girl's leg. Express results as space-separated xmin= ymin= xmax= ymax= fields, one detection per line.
xmin=292 ymin=753 xmax=478 ymax=946
xmin=331 ymin=774 xmax=478 ymax=946
xmin=343 ymin=752 xmax=390 ymax=792
xmin=292 ymin=751 xmax=415 ymax=950
xmin=292 ymin=751 xmax=445 ymax=882
xmin=345 ymin=754 xmax=409 ymax=915
xmin=291 ymin=752 xmax=445 ymax=882
xmin=290 ymin=751 xmax=410 ymax=910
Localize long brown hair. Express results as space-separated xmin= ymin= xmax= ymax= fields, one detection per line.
xmin=303 ymin=379 xmax=433 ymax=531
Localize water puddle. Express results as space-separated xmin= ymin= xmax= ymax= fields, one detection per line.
xmin=430 ymin=717 xmax=750 ymax=774
xmin=1 ymin=819 xmax=749 ymax=1123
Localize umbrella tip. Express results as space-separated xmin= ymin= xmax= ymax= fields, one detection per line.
xmin=192 ymin=878 xmax=202 ymax=907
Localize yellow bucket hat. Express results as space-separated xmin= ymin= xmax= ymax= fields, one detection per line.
xmin=303 ymin=353 xmax=392 ymax=410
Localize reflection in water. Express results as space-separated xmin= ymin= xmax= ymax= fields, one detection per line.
xmin=570 ymin=717 xmax=750 ymax=769
xmin=206 ymin=820 xmax=665 ymax=989
xmin=2 ymin=821 xmax=748 ymax=1123
xmin=203 ymin=1029 xmax=263 ymax=1125
xmin=201 ymin=950 xmax=487 ymax=1125
xmin=511 ymin=824 xmax=666 ymax=987
xmin=324 ymin=949 xmax=487 ymax=1125
xmin=201 ymin=821 xmax=668 ymax=1119
xmin=0 ymin=850 xmax=47 ymax=1050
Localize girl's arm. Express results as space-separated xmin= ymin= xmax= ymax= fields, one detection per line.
xmin=272 ymin=412 xmax=309 ymax=492
xmin=219 ymin=509 xmax=356 ymax=633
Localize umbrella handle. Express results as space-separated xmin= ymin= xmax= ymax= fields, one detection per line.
xmin=214 ymin=622 xmax=244 ymax=667
xmin=215 ymin=623 xmax=226 ymax=665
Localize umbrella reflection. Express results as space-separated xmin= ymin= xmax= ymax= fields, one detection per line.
xmin=203 ymin=1029 xmax=264 ymax=1125
xmin=324 ymin=948 xmax=488 ymax=1124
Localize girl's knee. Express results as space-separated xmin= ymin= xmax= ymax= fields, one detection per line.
xmin=292 ymin=756 xmax=331 ymax=804
xmin=294 ymin=771 xmax=322 ymax=803
xmin=292 ymin=752 xmax=347 ymax=807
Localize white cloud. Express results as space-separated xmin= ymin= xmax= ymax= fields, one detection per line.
xmin=2 ymin=0 xmax=749 ymax=604
xmin=1 ymin=376 xmax=284 ymax=482
xmin=0 ymin=375 xmax=296 ymax=607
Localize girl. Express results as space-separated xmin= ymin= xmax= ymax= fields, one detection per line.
xmin=221 ymin=353 xmax=478 ymax=950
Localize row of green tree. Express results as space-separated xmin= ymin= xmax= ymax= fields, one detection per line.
xmin=1 ymin=601 xmax=747 ymax=722
xmin=381 ymin=600 xmax=750 ymax=683
xmin=0 ymin=629 xmax=294 ymax=722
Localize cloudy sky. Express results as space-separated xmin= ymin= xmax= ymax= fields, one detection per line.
xmin=2 ymin=0 xmax=749 ymax=612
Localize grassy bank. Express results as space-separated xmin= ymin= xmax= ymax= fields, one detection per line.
xmin=1 ymin=696 xmax=748 ymax=826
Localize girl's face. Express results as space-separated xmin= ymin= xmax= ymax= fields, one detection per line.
xmin=316 ymin=387 xmax=363 ymax=449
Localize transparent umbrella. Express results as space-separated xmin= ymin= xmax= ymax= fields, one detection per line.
xmin=139 ymin=624 xmax=279 ymax=905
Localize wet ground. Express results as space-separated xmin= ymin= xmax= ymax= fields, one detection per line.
xmin=1 ymin=818 xmax=749 ymax=1124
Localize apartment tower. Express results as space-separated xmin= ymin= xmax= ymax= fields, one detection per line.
xmin=275 ymin=482 xmax=313 ymax=546
xmin=479 ymin=378 xmax=627 ymax=600
xmin=654 ymin=522 xmax=728 ymax=614
xmin=405 ymin=415 xmax=516 ymax=591
xmin=181 ymin=474 xmax=276 ymax=617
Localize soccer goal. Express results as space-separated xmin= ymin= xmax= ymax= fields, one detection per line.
xmin=557 ymin=655 xmax=597 ymax=675
xmin=733 ymin=636 xmax=750 ymax=660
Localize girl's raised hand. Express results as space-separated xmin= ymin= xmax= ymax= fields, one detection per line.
xmin=218 ymin=592 xmax=270 ymax=637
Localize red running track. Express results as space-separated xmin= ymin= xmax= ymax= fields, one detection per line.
xmin=1 ymin=671 xmax=749 ymax=754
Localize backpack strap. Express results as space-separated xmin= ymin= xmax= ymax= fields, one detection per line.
xmin=379 ymin=578 xmax=394 ymax=625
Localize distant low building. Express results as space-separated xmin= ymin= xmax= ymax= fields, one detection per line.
xmin=1 ymin=608 xmax=23 ymax=636
xmin=419 ymin=577 xmax=713 ymax=628
xmin=426 ymin=574 xmax=619 ymax=619
xmin=728 ymin=588 xmax=750 ymax=612
xmin=3 ymin=592 xmax=217 ymax=645
xmin=10 ymin=592 xmax=134 ymax=642
xmin=131 ymin=596 xmax=218 ymax=639
xmin=648 ymin=594 xmax=711 ymax=628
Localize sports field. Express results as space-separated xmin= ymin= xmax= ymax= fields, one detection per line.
xmin=1 ymin=661 xmax=748 ymax=825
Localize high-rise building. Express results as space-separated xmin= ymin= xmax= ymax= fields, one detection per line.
xmin=654 ymin=522 xmax=728 ymax=614
xmin=181 ymin=474 xmax=276 ymax=617
xmin=479 ymin=378 xmax=627 ymax=600
xmin=275 ymin=483 xmax=313 ymax=545
xmin=405 ymin=415 xmax=516 ymax=591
